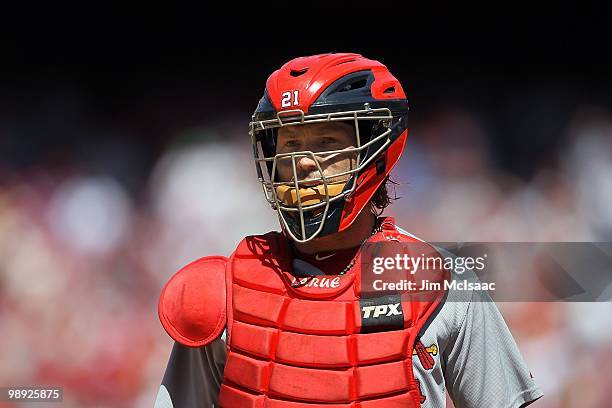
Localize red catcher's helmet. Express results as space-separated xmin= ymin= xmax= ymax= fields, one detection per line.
xmin=251 ymin=53 xmax=409 ymax=242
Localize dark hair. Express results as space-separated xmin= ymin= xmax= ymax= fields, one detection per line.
xmin=370 ymin=177 xmax=400 ymax=215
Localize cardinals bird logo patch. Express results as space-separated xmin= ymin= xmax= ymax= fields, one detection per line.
xmin=413 ymin=340 xmax=438 ymax=370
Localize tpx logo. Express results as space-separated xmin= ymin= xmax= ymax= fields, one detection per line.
xmin=359 ymin=294 xmax=404 ymax=333
xmin=361 ymin=303 xmax=402 ymax=319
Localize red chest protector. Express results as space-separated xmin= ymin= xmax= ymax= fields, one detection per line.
xmin=159 ymin=219 xmax=447 ymax=408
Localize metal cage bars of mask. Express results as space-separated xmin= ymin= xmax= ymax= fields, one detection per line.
xmin=250 ymin=107 xmax=397 ymax=242
xmin=250 ymin=107 xmax=395 ymax=207
xmin=287 ymin=150 xmax=331 ymax=242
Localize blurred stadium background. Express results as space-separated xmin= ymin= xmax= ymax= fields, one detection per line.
xmin=1 ymin=6 xmax=611 ymax=407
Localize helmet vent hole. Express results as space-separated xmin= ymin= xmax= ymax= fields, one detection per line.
xmin=334 ymin=59 xmax=356 ymax=66
xmin=290 ymin=68 xmax=308 ymax=77
xmin=384 ymin=86 xmax=396 ymax=94
xmin=338 ymin=78 xmax=367 ymax=92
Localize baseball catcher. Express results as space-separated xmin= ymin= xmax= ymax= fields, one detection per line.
xmin=154 ymin=53 xmax=543 ymax=407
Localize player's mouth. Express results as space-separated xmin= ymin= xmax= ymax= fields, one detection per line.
xmin=276 ymin=182 xmax=347 ymax=207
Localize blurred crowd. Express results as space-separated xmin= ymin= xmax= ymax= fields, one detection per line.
xmin=0 ymin=99 xmax=611 ymax=407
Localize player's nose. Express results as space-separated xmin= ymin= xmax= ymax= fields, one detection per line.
xmin=296 ymin=156 xmax=319 ymax=182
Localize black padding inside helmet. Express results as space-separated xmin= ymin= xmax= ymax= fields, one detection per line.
xmin=254 ymin=90 xmax=277 ymax=121
xmin=311 ymin=70 xmax=375 ymax=108
xmin=282 ymin=199 xmax=344 ymax=241
xmin=255 ymin=127 xmax=278 ymax=176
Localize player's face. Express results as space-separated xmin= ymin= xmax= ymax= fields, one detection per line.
xmin=275 ymin=122 xmax=357 ymax=185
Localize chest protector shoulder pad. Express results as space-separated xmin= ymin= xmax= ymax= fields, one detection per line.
xmin=158 ymin=255 xmax=228 ymax=348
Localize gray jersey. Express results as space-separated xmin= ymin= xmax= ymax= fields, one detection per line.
xmin=413 ymin=276 xmax=543 ymax=407
xmin=155 ymin=245 xmax=543 ymax=407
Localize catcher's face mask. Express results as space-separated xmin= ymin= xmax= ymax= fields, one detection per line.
xmin=275 ymin=121 xmax=357 ymax=199
xmin=251 ymin=108 xmax=397 ymax=243
xmin=251 ymin=53 xmax=410 ymax=242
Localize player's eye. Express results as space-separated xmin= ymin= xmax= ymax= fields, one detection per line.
xmin=284 ymin=140 xmax=301 ymax=148
xmin=319 ymin=137 xmax=338 ymax=146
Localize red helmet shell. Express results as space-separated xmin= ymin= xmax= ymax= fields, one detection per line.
xmin=340 ymin=128 xmax=407 ymax=231
xmin=266 ymin=53 xmax=406 ymax=114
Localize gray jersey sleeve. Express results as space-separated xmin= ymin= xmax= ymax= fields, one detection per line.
xmin=443 ymin=290 xmax=543 ymax=408
xmin=154 ymin=332 xmax=227 ymax=408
